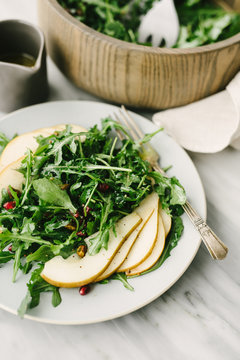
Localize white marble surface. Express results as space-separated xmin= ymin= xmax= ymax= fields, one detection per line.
xmin=0 ymin=1 xmax=240 ymax=359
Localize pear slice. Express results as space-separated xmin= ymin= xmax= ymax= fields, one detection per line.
xmin=126 ymin=212 xmax=165 ymax=276
xmin=126 ymin=203 xmax=172 ymax=276
xmin=0 ymin=124 xmax=87 ymax=170
xmin=117 ymin=192 xmax=159 ymax=272
xmin=0 ymin=157 xmax=24 ymax=194
xmin=0 ymin=128 xmax=52 ymax=171
xmin=94 ymin=208 xmax=154 ymax=282
xmin=41 ymin=212 xmax=141 ymax=288
xmin=161 ymin=206 xmax=171 ymax=236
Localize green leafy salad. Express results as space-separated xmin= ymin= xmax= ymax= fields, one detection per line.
xmin=0 ymin=119 xmax=186 ymax=316
xmin=58 ymin=0 xmax=240 ymax=48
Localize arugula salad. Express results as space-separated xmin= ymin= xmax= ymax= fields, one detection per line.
xmin=58 ymin=0 xmax=240 ymax=48
xmin=0 ymin=119 xmax=186 ymax=316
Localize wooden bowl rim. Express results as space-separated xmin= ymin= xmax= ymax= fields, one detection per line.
xmin=45 ymin=0 xmax=240 ymax=54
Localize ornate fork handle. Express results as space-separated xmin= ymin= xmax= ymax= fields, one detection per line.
xmin=182 ymin=201 xmax=228 ymax=260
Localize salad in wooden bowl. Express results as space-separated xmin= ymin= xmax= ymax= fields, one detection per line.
xmin=38 ymin=0 xmax=240 ymax=109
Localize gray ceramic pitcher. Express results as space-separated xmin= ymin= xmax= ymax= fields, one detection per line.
xmin=0 ymin=19 xmax=48 ymax=112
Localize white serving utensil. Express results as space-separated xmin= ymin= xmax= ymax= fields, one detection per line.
xmin=138 ymin=0 xmax=180 ymax=47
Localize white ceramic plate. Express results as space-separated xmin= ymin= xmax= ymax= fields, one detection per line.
xmin=0 ymin=101 xmax=206 ymax=325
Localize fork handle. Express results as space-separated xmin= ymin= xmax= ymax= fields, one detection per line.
xmin=182 ymin=201 xmax=228 ymax=260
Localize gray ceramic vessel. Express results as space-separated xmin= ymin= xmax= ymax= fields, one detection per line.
xmin=0 ymin=19 xmax=48 ymax=112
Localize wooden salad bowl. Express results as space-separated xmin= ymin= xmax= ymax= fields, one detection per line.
xmin=38 ymin=0 xmax=240 ymax=110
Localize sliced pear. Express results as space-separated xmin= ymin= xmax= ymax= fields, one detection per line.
xmin=95 ymin=208 xmax=154 ymax=282
xmin=117 ymin=192 xmax=159 ymax=272
xmin=126 ymin=203 xmax=172 ymax=276
xmin=160 ymin=205 xmax=171 ymax=236
xmin=41 ymin=212 xmax=141 ymax=288
xmin=0 ymin=128 xmax=52 ymax=171
xmin=126 ymin=212 xmax=165 ymax=276
xmin=0 ymin=124 xmax=87 ymax=170
xmin=0 ymin=157 xmax=24 ymax=194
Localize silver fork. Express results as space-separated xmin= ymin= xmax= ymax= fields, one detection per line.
xmin=114 ymin=106 xmax=228 ymax=260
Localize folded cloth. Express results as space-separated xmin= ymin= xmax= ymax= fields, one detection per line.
xmin=153 ymin=72 xmax=240 ymax=153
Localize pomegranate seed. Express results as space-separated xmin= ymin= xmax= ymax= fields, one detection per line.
xmin=73 ymin=211 xmax=80 ymax=218
xmin=79 ymin=285 xmax=90 ymax=296
xmin=98 ymin=183 xmax=110 ymax=193
xmin=8 ymin=245 xmax=12 ymax=252
xmin=82 ymin=206 xmax=91 ymax=215
xmin=3 ymin=201 xmax=16 ymax=210
xmin=77 ymin=231 xmax=85 ymax=237
xmin=86 ymin=206 xmax=91 ymax=214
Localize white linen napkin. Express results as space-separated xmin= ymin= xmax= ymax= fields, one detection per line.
xmin=153 ymin=72 xmax=240 ymax=153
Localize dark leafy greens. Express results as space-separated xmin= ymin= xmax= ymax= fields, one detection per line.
xmin=175 ymin=0 xmax=240 ymax=48
xmin=58 ymin=0 xmax=240 ymax=48
xmin=0 ymin=119 xmax=185 ymax=315
xmin=0 ymin=132 xmax=15 ymax=155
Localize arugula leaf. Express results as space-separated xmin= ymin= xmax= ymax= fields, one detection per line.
xmin=0 ymin=188 xmax=9 ymax=207
xmin=110 ymin=272 xmax=134 ymax=291
xmin=0 ymin=251 xmax=14 ymax=264
xmin=18 ymin=290 xmax=31 ymax=318
xmin=44 ymin=218 xmax=70 ymax=233
xmin=151 ymin=172 xmax=186 ymax=208
xmin=142 ymin=216 xmax=184 ymax=275
xmin=0 ymin=231 xmax=51 ymax=247
xmin=139 ymin=128 xmax=163 ymax=145
xmin=21 ymin=217 xmax=35 ymax=234
xmin=26 ymin=245 xmax=54 ymax=263
xmin=88 ymin=196 xmax=114 ymax=255
xmin=18 ymin=265 xmax=61 ymax=317
xmin=88 ymin=229 xmax=109 ymax=255
xmin=33 ymin=178 xmax=77 ymax=213
xmin=0 ymin=132 xmax=14 ymax=155
xmin=8 ymin=186 xmax=20 ymax=207
xmin=12 ymin=244 xmax=23 ymax=282
xmin=20 ymin=149 xmax=33 ymax=206
xmin=104 ymin=21 xmax=126 ymax=39
xmin=52 ymin=287 xmax=62 ymax=307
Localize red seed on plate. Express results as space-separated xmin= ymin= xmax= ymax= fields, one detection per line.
xmin=79 ymin=285 xmax=90 ymax=296
xmin=8 ymin=245 xmax=12 ymax=252
xmin=3 ymin=201 xmax=16 ymax=210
